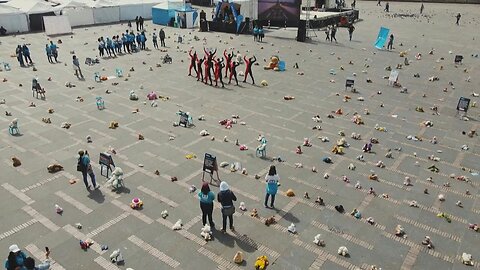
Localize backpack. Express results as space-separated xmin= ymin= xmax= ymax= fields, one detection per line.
xmin=77 ymin=157 xmax=86 ymax=172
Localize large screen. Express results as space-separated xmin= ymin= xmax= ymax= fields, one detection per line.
xmin=258 ymin=0 xmax=301 ymax=26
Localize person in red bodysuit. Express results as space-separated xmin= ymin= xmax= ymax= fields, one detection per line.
xmin=243 ymin=55 xmax=257 ymax=84
xmin=204 ymin=56 xmax=212 ymax=85
xmin=223 ymin=49 xmax=233 ymax=78
xmin=228 ymin=61 xmax=239 ymax=86
xmin=213 ymin=58 xmax=225 ymax=87
xmin=196 ymin=57 xmax=204 ymax=82
xmin=188 ymin=50 xmax=198 ymax=76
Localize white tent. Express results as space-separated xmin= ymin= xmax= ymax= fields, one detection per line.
xmin=233 ymin=0 xmax=258 ymax=20
xmin=6 ymin=0 xmax=57 ymax=14
xmin=118 ymin=0 xmax=163 ymax=21
xmin=44 ymin=16 xmax=72 ymax=35
xmin=88 ymin=0 xmax=120 ymax=24
xmin=59 ymin=0 xmax=95 ymax=27
xmin=0 ymin=4 xmax=29 ymax=33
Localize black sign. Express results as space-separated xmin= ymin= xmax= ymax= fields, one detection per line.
xmin=202 ymin=153 xmax=220 ymax=183
xmin=179 ymin=114 xmax=188 ymax=127
xmin=203 ymin=153 xmax=217 ymax=173
xmin=345 ymin=78 xmax=354 ymax=89
xmin=457 ymin=97 xmax=470 ymax=113
xmin=454 ymin=55 xmax=463 ymax=64
xmin=99 ymin=152 xmax=115 ymax=177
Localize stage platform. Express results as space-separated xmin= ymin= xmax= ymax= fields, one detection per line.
xmin=301 ymin=8 xmax=359 ymax=28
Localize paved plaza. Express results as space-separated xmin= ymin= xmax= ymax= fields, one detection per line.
xmin=0 ymin=2 xmax=479 ymax=269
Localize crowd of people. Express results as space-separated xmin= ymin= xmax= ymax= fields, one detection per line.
xmin=187 ymin=48 xmax=257 ymax=87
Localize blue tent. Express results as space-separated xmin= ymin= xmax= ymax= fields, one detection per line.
xmin=152 ymin=0 xmax=194 ymax=26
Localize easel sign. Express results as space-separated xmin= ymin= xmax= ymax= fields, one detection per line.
xmin=456 ymin=97 xmax=470 ymax=116
xmin=179 ymin=113 xmax=188 ymax=127
xmin=99 ymin=152 xmax=115 ymax=178
xmin=454 ymin=55 xmax=463 ymax=64
xmin=388 ymin=70 xmax=399 ymax=86
xmin=202 ymin=153 xmax=220 ymax=184
xmin=345 ymin=78 xmax=355 ymax=91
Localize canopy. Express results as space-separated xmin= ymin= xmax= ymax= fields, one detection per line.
xmin=118 ymin=0 xmax=163 ymax=21
xmin=6 ymin=0 xmax=58 ymax=14
xmin=87 ymin=0 xmax=120 ymax=24
xmin=0 ymin=4 xmax=29 ymax=33
xmin=152 ymin=0 xmax=194 ymax=26
xmin=58 ymin=0 xmax=95 ymax=26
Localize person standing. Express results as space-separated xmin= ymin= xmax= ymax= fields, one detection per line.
xmin=377 ymin=0 xmax=381 ymax=6
xmin=188 ymin=50 xmax=198 ymax=76
xmin=50 ymin=41 xmax=59 ymax=62
xmin=15 ymin=45 xmax=25 ymax=67
xmin=98 ymin=37 xmax=105 ymax=57
xmin=420 ymin=3 xmax=424 ymax=14
xmin=456 ymin=13 xmax=461 ymax=25
xmin=387 ymin=33 xmax=394 ymax=50
xmin=223 ymin=49 xmax=233 ymax=78
xmin=22 ymin=44 xmax=33 ymax=65
xmin=258 ymin=26 xmax=264 ymax=42
xmin=121 ymin=33 xmax=128 ymax=52
xmin=330 ymin=25 xmax=337 ymax=43
xmin=159 ymin=28 xmax=166 ymax=47
xmin=25 ymin=257 xmax=50 ymax=270
xmin=228 ymin=61 xmax=239 ymax=85
xmin=152 ymin=32 xmax=158 ymax=49
xmin=139 ymin=16 xmax=144 ymax=30
xmin=198 ymin=182 xmax=215 ymax=228
xmin=351 ymin=0 xmax=356 ymax=9
xmin=45 ymin=44 xmax=53 ymax=63
xmin=135 ymin=16 xmax=139 ymax=31
xmin=5 ymin=244 xmax=27 ymax=270
xmin=264 ymin=165 xmax=279 ymax=208
xmin=217 ymin=181 xmax=237 ymax=233
xmin=325 ymin=25 xmax=330 ymax=41
xmin=72 ymin=55 xmax=84 ymax=79
xmin=384 ymin=2 xmax=389 ymax=12
xmin=196 ymin=56 xmax=204 ymax=82
xmin=253 ymin=25 xmax=259 ymax=41
xmin=78 ymin=150 xmax=98 ymax=191
xmin=348 ymin=24 xmax=355 ymax=41
xmin=243 ymin=55 xmax=257 ymax=84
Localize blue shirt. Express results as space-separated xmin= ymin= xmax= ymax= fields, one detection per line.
xmin=81 ymin=155 xmax=90 ymax=167
xmin=4 ymin=251 xmax=27 ymax=269
xmin=198 ymin=191 xmax=215 ymax=204
xmin=45 ymin=47 xmax=52 ymax=55
xmin=50 ymin=44 xmax=57 ymax=53
xmin=265 ymin=174 xmax=279 ymax=195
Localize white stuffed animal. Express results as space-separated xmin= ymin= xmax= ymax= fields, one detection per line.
xmin=110 ymin=249 xmax=124 ymax=263
xmin=288 ymin=223 xmax=296 ymax=234
xmin=172 ymin=219 xmax=182 ymax=230
xmin=313 ymin=234 xmax=325 ymax=246
xmin=161 ymin=210 xmax=168 ymax=219
xmin=105 ymin=167 xmax=124 ymax=190
xmin=239 ymin=202 xmax=246 ymax=211
xmin=348 ymin=163 xmax=356 ymax=170
xmin=200 ymin=224 xmax=212 ymax=241
xmin=337 ymin=246 xmax=349 ymax=256
xmin=199 ymin=129 xmax=210 ymax=136
xmin=462 ymin=252 xmax=473 ymax=265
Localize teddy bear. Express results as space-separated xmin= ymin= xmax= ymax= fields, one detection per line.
xmin=130 ymin=197 xmax=143 ymax=209
xmin=106 ymin=167 xmax=124 ymax=190
xmin=200 ymin=224 xmax=212 ymax=241
xmin=264 ymin=56 xmax=280 ymax=71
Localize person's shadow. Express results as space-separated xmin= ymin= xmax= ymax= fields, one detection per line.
xmin=87 ymin=189 xmax=105 ymax=203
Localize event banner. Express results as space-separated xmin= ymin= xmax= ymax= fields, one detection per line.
xmin=374 ymin=26 xmax=390 ymax=49
xmin=258 ymin=0 xmax=301 ymax=26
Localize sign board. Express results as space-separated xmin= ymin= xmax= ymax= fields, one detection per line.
xmin=456 ymin=97 xmax=470 ymax=113
xmin=99 ymin=152 xmax=115 ymax=177
xmin=202 ymin=153 xmax=220 ymax=183
xmin=345 ymin=78 xmax=354 ymax=90
xmin=179 ymin=113 xmax=188 ymax=127
xmin=454 ymin=55 xmax=463 ymax=64
xmin=388 ymin=70 xmax=399 ymax=86
xmin=374 ymin=27 xmax=390 ymax=49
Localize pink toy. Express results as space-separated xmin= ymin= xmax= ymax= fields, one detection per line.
xmin=147 ymin=91 xmax=157 ymax=100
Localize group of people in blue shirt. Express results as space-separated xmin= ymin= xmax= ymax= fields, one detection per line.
xmin=97 ymin=30 xmax=147 ymax=58
xmin=44 ymin=41 xmax=59 ymax=64
xmin=253 ymin=25 xmax=265 ymax=42
xmin=15 ymin=44 xmax=33 ymax=67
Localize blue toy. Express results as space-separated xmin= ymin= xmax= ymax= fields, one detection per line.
xmin=96 ymin=97 xmax=105 ymax=110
